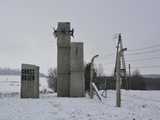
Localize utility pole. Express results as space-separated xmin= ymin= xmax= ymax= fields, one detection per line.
xmin=115 ymin=33 xmax=127 ymax=107
xmin=90 ymin=55 xmax=99 ymax=99
xmin=116 ymin=49 xmax=121 ymax=107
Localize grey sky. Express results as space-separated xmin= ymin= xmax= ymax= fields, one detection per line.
xmin=0 ymin=0 xmax=160 ymax=75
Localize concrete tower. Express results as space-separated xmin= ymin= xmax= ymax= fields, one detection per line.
xmin=54 ymin=22 xmax=73 ymax=97
xmin=54 ymin=22 xmax=85 ymax=97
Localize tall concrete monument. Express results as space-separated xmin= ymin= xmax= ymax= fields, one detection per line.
xmin=54 ymin=22 xmax=73 ymax=97
xmin=21 ymin=64 xmax=39 ymax=98
xmin=54 ymin=22 xmax=85 ymax=97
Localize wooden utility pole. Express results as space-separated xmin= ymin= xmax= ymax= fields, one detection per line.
xmin=116 ymin=50 xmax=121 ymax=107
xmin=115 ymin=33 xmax=127 ymax=107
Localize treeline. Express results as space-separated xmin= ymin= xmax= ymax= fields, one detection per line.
xmin=93 ymin=68 xmax=160 ymax=90
xmin=47 ymin=63 xmax=160 ymax=91
xmin=95 ymin=76 xmax=160 ymax=90
xmin=145 ymin=78 xmax=160 ymax=90
xmin=0 ymin=67 xmax=46 ymax=77
xmin=0 ymin=68 xmax=20 ymax=76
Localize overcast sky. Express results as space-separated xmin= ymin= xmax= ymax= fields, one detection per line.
xmin=0 ymin=0 xmax=160 ymax=75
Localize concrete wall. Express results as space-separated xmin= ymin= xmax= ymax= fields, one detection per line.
xmin=21 ymin=64 xmax=39 ymax=98
xmin=57 ymin=22 xmax=71 ymax=97
xmin=70 ymin=42 xmax=85 ymax=97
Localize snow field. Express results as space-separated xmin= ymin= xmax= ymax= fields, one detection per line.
xmin=0 ymin=76 xmax=160 ymax=120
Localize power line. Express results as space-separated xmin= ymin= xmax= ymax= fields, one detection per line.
xmin=100 ymin=54 xmax=160 ymax=65
xmin=132 ymin=65 xmax=160 ymax=69
xmin=126 ymin=48 xmax=160 ymax=56
xmin=128 ymin=43 xmax=160 ymax=52
xmin=102 ymin=54 xmax=160 ymax=64
xmin=103 ymin=46 xmax=160 ymax=58
xmin=126 ymin=56 xmax=160 ymax=62
xmin=102 ymin=43 xmax=160 ymax=57
xmin=103 ymin=44 xmax=160 ymax=57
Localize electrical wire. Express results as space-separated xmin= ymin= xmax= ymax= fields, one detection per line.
xmin=126 ymin=48 xmax=160 ymax=56
xmin=128 ymin=43 xmax=160 ymax=52
xmin=126 ymin=56 xmax=160 ymax=62
xmin=132 ymin=65 xmax=160 ymax=69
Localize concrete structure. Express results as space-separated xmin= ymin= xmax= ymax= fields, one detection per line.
xmin=70 ymin=42 xmax=85 ymax=97
xmin=54 ymin=22 xmax=85 ymax=97
xmin=21 ymin=64 xmax=39 ymax=98
xmin=55 ymin=22 xmax=72 ymax=97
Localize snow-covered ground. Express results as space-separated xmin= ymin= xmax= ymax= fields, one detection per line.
xmin=0 ymin=75 xmax=49 ymax=95
xmin=0 ymin=76 xmax=160 ymax=120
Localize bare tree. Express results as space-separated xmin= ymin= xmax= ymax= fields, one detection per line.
xmin=47 ymin=68 xmax=57 ymax=92
xmin=132 ymin=69 xmax=142 ymax=78
xmin=130 ymin=69 xmax=146 ymax=90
